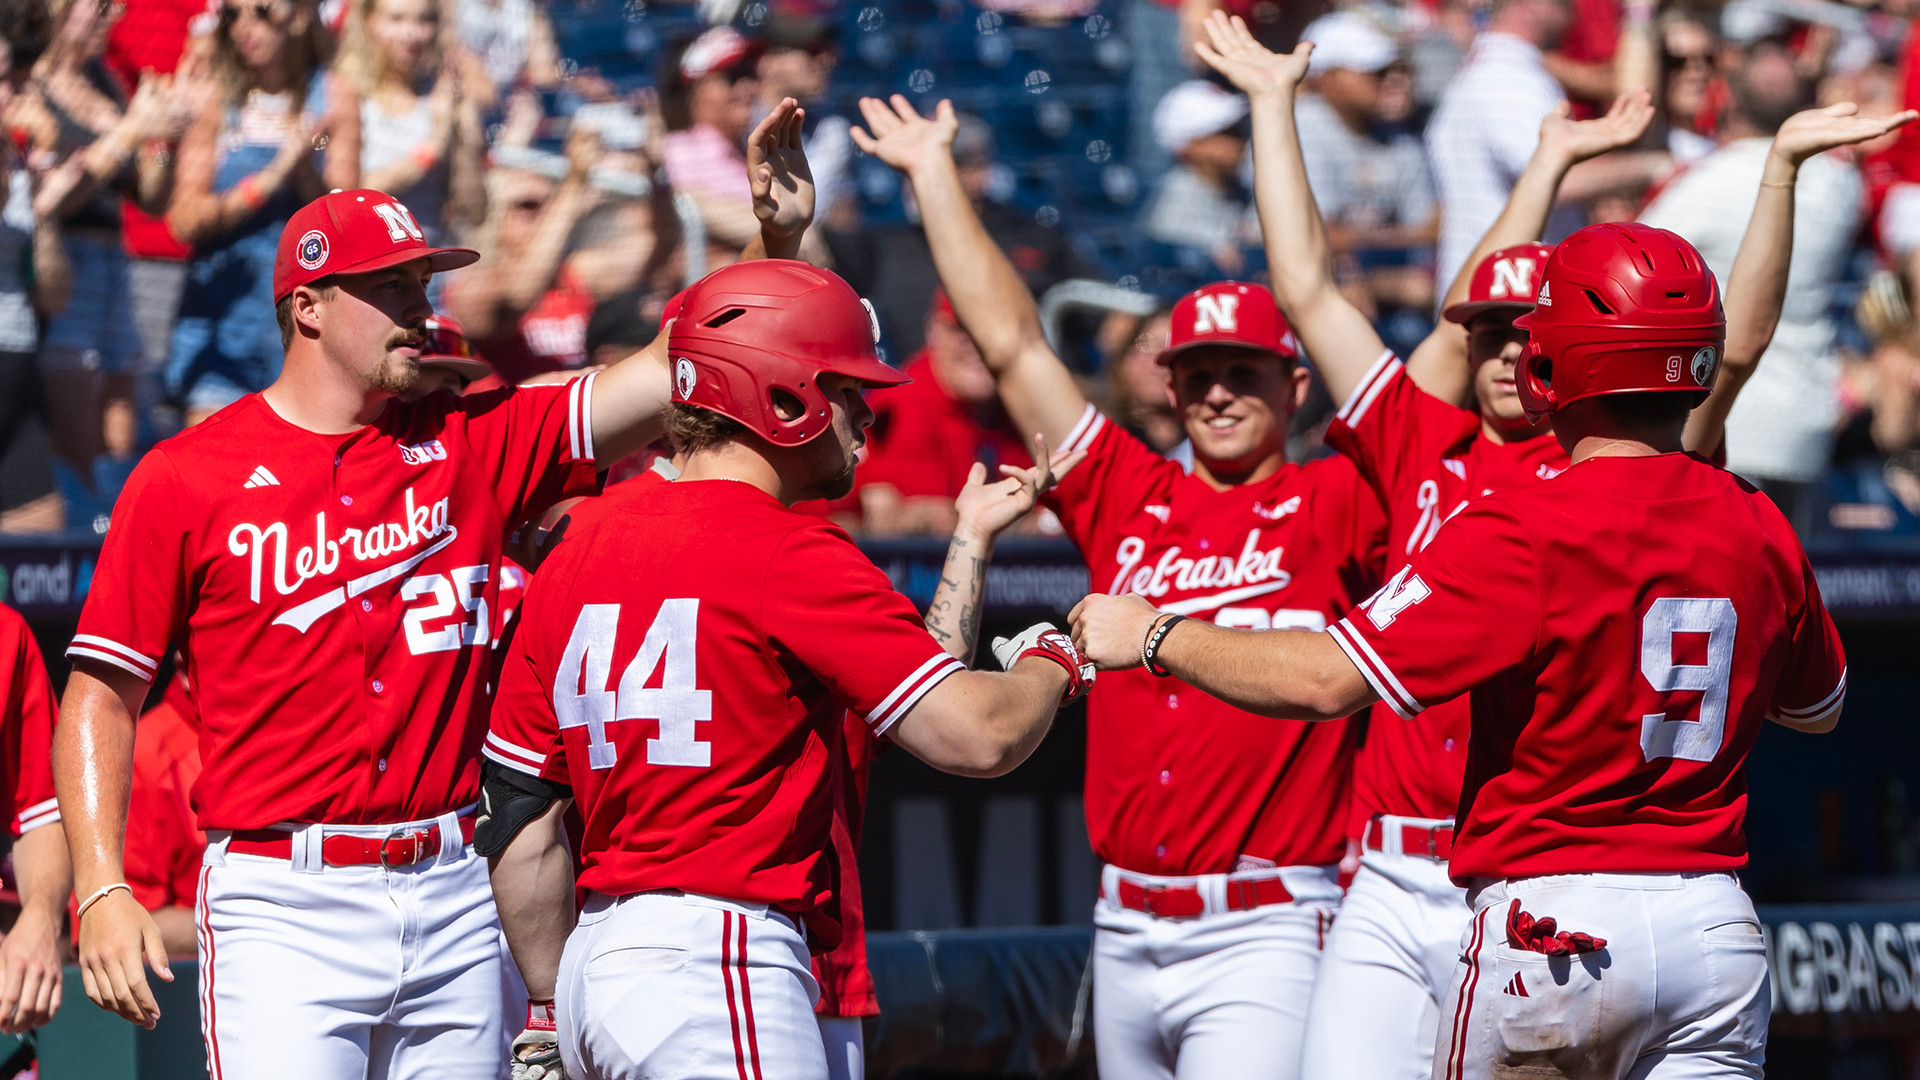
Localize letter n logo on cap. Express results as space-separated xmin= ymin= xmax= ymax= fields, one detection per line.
xmin=1193 ymin=294 xmax=1240 ymax=335
xmin=371 ymin=202 xmax=425 ymax=243
xmin=1489 ymin=257 xmax=1537 ymax=300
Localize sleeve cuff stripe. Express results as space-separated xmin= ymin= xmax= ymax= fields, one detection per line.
xmin=568 ymin=371 xmax=599 ymax=463
xmin=1777 ymin=669 xmax=1847 ymax=720
xmin=484 ymin=733 xmax=547 ymax=767
xmin=1328 ymin=621 xmax=1422 ymax=719
xmin=1334 ymin=351 xmax=1402 ymax=429
xmin=67 ymin=646 xmax=158 ymax=683
xmin=70 ymin=636 xmax=158 ymax=673
xmin=1059 ymin=405 xmax=1103 ymax=456
xmin=16 ymin=799 xmax=59 ymax=833
xmin=869 ymin=655 xmax=968 ymax=736
xmin=481 ymin=745 xmax=546 ymax=776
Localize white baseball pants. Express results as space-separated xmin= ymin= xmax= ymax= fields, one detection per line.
xmin=1434 ymin=872 xmax=1769 ymax=1080
xmin=195 ymin=814 xmax=513 ymax=1080
xmin=557 ymin=891 xmax=826 ymax=1080
xmin=816 ymin=1015 xmax=864 ymax=1080
xmin=1300 ymin=830 xmax=1470 ymax=1080
xmin=1092 ymin=864 xmax=1342 ymax=1080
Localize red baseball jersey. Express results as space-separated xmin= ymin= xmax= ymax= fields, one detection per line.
xmin=0 ymin=605 xmax=59 ymax=838
xmin=814 ymin=713 xmax=879 ymax=1019
xmin=490 ymin=478 xmax=964 ymax=947
xmin=1050 ymin=406 xmax=1386 ymax=874
xmin=857 ymin=353 xmax=1031 ymax=501
xmin=1327 ymin=453 xmax=1847 ymax=882
xmin=68 ymin=378 xmax=599 ymax=830
xmin=1324 ymin=352 xmax=1569 ymax=827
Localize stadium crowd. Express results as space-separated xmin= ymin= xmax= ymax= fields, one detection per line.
xmin=1 ymin=0 xmax=1920 ymax=539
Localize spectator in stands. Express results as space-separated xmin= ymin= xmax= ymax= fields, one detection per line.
xmin=585 ymin=286 xmax=666 ymax=370
xmin=1656 ymin=11 xmax=1720 ymax=163
xmin=1 ymin=4 xmax=71 ymax=534
xmin=1141 ymin=79 xmax=1253 ymax=267
xmin=1641 ymin=43 xmax=1859 ymax=525
xmin=452 ymin=0 xmax=559 ymax=104
xmin=336 ymin=0 xmax=488 ymax=251
xmin=445 ymin=128 xmax=604 ymax=381
xmin=1294 ymin=12 xmax=1438 ymax=318
xmin=1425 ymin=0 xmax=1575 ymax=289
xmin=124 ymin=668 xmax=202 ymax=960
xmin=16 ymin=0 xmax=191 ymax=520
xmin=165 ymin=0 xmax=357 ymax=426
xmin=828 ymin=111 xmax=1086 ymax=358
xmin=1840 ymin=270 xmax=1920 ymax=519
xmin=1104 ymin=304 xmax=1190 ymax=464
xmin=661 ymin=27 xmax=763 ymax=251
xmin=856 ymin=292 xmax=1033 ymax=535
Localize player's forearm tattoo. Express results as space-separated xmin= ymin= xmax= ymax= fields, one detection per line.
xmin=926 ymin=533 xmax=990 ymax=667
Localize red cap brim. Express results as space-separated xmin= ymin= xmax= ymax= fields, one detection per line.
xmin=1154 ymin=338 xmax=1295 ymax=367
xmin=1443 ymin=299 xmax=1534 ymax=325
xmin=336 ymin=245 xmax=481 ymax=281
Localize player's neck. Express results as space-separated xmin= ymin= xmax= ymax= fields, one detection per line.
xmin=1192 ymin=450 xmax=1286 ymax=491
xmin=264 ymin=349 xmax=395 ymax=434
xmin=1478 ymin=415 xmax=1554 ymax=447
xmin=675 ymin=445 xmax=787 ymax=502
xmin=1552 ymin=400 xmax=1687 ymax=463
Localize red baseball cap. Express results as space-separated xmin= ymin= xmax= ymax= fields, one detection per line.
xmin=1155 ymin=281 xmax=1299 ymax=366
xmin=273 ymin=189 xmax=479 ymax=302
xmin=416 ymin=314 xmax=492 ymax=381
xmin=1443 ymin=242 xmax=1554 ymax=324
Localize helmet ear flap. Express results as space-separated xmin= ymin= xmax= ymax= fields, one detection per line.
xmin=1516 ymin=339 xmax=1556 ymax=425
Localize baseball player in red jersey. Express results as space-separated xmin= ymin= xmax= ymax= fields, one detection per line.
xmin=852 ymin=96 xmax=1387 ymax=1080
xmin=49 ymin=186 xmax=680 ymax=1074
xmin=481 ymin=258 xmax=1091 ymax=1080
xmin=1071 ymin=220 xmax=1851 ymax=1079
xmin=1192 ymin=16 xmax=1914 ymax=1078
xmin=0 ymin=604 xmax=69 ymax=1034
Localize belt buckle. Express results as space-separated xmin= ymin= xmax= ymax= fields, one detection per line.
xmin=1423 ymin=828 xmax=1438 ymax=859
xmin=380 ymin=828 xmax=431 ymax=869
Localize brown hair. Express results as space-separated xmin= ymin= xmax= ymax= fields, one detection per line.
xmin=212 ymin=0 xmax=330 ymax=108
xmin=275 ymin=281 xmax=338 ymax=349
xmin=666 ymin=402 xmax=745 ymax=454
xmin=334 ymin=0 xmax=446 ymax=97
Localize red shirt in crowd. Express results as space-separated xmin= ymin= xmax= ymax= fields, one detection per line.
xmin=106 ymin=0 xmax=205 ymax=261
xmin=857 ymin=353 xmax=1031 ymax=501
xmin=1322 ymin=352 xmax=1568 ymax=830
xmin=490 ymin=478 xmax=963 ymax=947
xmin=68 ymin=378 xmax=599 ymax=830
xmin=127 ymin=674 xmax=204 ymax=913
xmin=1048 ymin=404 xmax=1386 ymax=875
xmin=1328 ymin=453 xmax=1847 ymax=883
xmin=458 ymin=268 xmax=597 ymax=385
xmin=0 ymin=605 xmax=59 ymax=840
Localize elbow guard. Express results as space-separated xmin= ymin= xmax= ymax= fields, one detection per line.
xmin=473 ymin=759 xmax=572 ymax=859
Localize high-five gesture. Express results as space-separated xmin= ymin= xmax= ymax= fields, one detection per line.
xmin=850 ymin=95 xmax=959 ymax=180
xmin=1193 ymin=12 xmax=1310 ymax=102
xmin=1770 ymin=101 xmax=1917 ymax=168
xmin=747 ymin=96 xmax=815 ymax=250
xmin=954 ymin=433 xmax=1087 ymax=544
xmin=1536 ymin=91 xmax=1656 ymax=169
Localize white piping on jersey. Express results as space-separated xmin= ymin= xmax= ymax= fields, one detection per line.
xmin=1327 ymin=619 xmax=1423 ymax=719
xmin=482 ymin=732 xmax=546 ymax=776
xmin=69 ymin=634 xmax=158 ymax=676
xmin=15 ymin=798 xmax=59 ymax=834
xmin=1335 ymin=350 xmax=1401 ymax=429
xmin=269 ymin=528 xmax=459 ymax=633
xmin=567 ymin=370 xmax=599 ymax=463
xmin=1059 ymin=405 xmax=1105 ymax=455
xmin=867 ymin=654 xmax=966 ymax=736
xmin=1772 ymin=667 xmax=1847 ymax=727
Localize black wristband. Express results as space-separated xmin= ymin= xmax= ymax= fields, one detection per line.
xmin=1143 ymin=614 xmax=1187 ymax=677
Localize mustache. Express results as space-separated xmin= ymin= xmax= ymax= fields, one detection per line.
xmin=387 ymin=326 xmax=426 ymax=351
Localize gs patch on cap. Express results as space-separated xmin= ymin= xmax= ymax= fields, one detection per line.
xmin=296 ymin=230 xmax=330 ymax=271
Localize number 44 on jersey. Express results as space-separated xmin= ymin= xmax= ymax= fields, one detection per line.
xmin=555 ymin=601 xmax=713 ymax=771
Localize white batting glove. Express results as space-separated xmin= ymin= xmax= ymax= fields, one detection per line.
xmin=512 ymin=1000 xmax=566 ymax=1080
xmin=992 ymin=623 xmax=1096 ymax=703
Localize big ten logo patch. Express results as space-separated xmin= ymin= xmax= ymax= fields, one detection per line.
xmin=399 ymin=439 xmax=448 ymax=465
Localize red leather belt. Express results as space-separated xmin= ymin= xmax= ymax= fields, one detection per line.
xmin=1364 ymin=816 xmax=1454 ymax=861
xmin=229 ymin=817 xmax=475 ymax=868
xmin=1109 ymin=874 xmax=1294 ymax=919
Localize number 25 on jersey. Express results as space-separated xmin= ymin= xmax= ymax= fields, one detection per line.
xmin=555 ymin=601 xmax=713 ymax=771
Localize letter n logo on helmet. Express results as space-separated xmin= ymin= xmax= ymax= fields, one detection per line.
xmin=1192 ymin=293 xmax=1240 ymax=334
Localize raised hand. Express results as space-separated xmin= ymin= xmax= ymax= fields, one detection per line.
xmin=1771 ymin=102 xmax=1918 ymax=168
xmin=953 ymin=433 xmax=1087 ymax=543
xmin=748 ymin=96 xmax=815 ymax=244
xmin=1536 ymin=90 xmax=1656 ymax=167
xmin=849 ymin=95 xmax=958 ymax=177
xmin=1193 ymin=12 xmax=1311 ymax=101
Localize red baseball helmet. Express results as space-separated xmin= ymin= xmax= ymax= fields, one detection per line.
xmin=1443 ymin=242 xmax=1554 ymax=324
xmin=274 ymin=189 xmax=478 ymax=302
xmin=1156 ymin=281 xmax=1299 ymax=366
xmin=417 ymin=314 xmax=492 ymax=381
xmin=668 ymin=260 xmax=909 ymax=447
xmin=1512 ymin=223 xmax=1724 ymax=425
